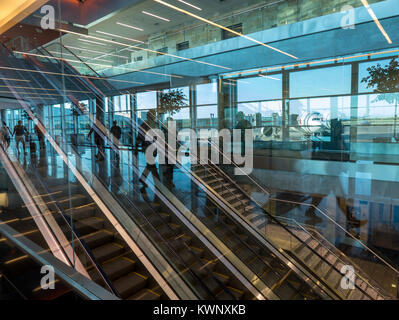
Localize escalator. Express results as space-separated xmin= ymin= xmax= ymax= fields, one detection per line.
xmin=12 ymin=42 xmax=330 ymax=300
xmin=1 ymin=41 xmax=390 ymax=300
xmin=0 ymin=44 xmax=332 ymax=299
xmin=0 ymin=156 xmax=117 ymax=300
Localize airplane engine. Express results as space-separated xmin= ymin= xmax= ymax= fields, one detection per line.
xmin=297 ymin=112 xmax=324 ymax=134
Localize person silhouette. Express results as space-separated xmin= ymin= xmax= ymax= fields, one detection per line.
xmin=137 ymin=110 xmax=160 ymax=190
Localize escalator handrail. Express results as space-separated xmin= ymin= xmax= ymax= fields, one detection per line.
xmin=276 ymin=215 xmax=393 ymax=299
xmin=27 ymin=157 xmax=120 ymax=298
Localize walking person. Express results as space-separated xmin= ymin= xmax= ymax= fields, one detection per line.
xmin=12 ymin=120 xmax=28 ymax=155
xmin=110 ymin=121 xmax=122 ymax=165
xmin=34 ymin=123 xmax=45 ymax=150
xmin=0 ymin=122 xmax=11 ymax=150
xmin=137 ymin=110 xmax=160 ymax=189
xmin=161 ymin=117 xmax=175 ymax=188
xmin=88 ymin=125 xmax=104 ymax=161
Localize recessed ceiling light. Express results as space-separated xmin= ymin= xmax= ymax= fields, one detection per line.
xmin=79 ymin=38 xmax=108 ymax=46
xmin=96 ymin=31 xmax=146 ymax=44
xmin=142 ymin=10 xmax=170 ymax=22
xmin=116 ymin=22 xmax=144 ymax=32
xmin=178 ymin=0 xmax=202 ymax=11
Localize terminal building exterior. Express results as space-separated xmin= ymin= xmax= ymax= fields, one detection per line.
xmin=0 ymin=0 xmax=398 ymax=300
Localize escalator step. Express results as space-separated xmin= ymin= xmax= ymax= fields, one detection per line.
xmin=128 ymin=289 xmax=161 ymax=300
xmin=114 ymin=272 xmax=148 ymax=299
xmin=68 ymin=205 xmax=96 ymax=221
xmin=168 ymin=223 xmax=181 ymax=232
xmin=190 ymin=259 xmax=216 ymax=277
xmin=189 ymin=246 xmax=204 ymax=257
xmin=274 ymin=281 xmax=297 ymax=300
xmin=91 ymin=243 xmax=125 ymax=263
xmin=219 ymin=188 xmax=239 ymax=196
xmin=217 ymin=286 xmax=244 ymax=300
xmin=260 ymin=270 xmax=280 ymax=288
xmin=81 ymin=230 xmax=114 ymax=249
xmin=101 ymin=257 xmax=136 ymax=281
xmin=75 ymin=216 xmax=104 ymax=234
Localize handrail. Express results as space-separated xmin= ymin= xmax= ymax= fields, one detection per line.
xmin=275 ymin=215 xmax=392 ymax=299
xmin=0 ymin=221 xmax=120 ymax=300
xmin=27 ymin=158 xmax=120 ymax=297
xmin=268 ymin=195 xmax=399 ymax=276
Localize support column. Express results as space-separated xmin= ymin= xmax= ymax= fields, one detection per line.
xmin=36 ymin=104 xmax=44 ymax=122
xmin=130 ymin=93 xmax=137 ymax=149
xmin=350 ymin=62 xmax=359 ymax=152
xmin=95 ymin=96 xmax=106 ymax=148
xmin=217 ymin=77 xmax=237 ymax=130
xmin=0 ymin=110 xmax=6 ymax=124
xmin=282 ymin=69 xmax=290 ymax=142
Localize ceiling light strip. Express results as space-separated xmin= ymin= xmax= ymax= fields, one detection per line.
xmin=178 ymin=0 xmax=202 ymax=11
xmin=79 ymin=38 xmax=108 ymax=46
xmin=154 ymin=0 xmax=298 ymax=59
xmin=14 ymin=51 xmax=112 ymax=69
xmin=259 ymin=74 xmax=280 ymax=81
xmin=96 ymin=30 xmax=146 ymax=44
xmin=65 ymin=46 xmax=129 ymax=59
xmin=142 ymin=10 xmax=170 ymax=22
xmin=116 ymin=22 xmax=144 ymax=31
xmin=49 ymin=51 xmax=113 ymax=63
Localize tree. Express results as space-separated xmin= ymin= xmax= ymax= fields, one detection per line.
xmin=361 ymin=58 xmax=399 ymax=140
xmin=158 ymin=89 xmax=188 ymax=117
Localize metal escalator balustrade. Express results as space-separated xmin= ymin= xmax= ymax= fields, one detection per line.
xmin=2 ymin=142 xmax=171 ymax=300
xmin=3 ymin=43 xmax=391 ymax=299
